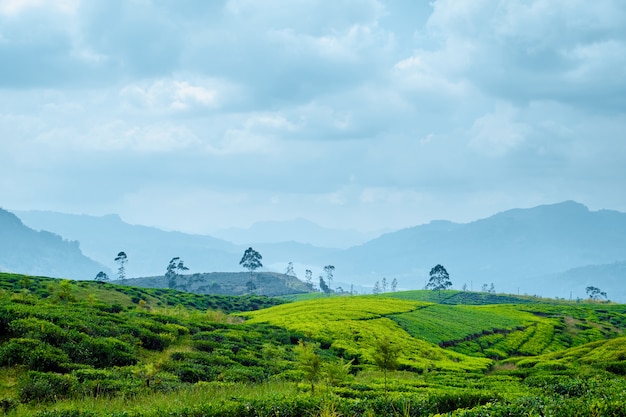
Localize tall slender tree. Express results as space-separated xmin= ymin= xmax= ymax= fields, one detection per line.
xmin=114 ymin=251 xmax=127 ymax=282
xmin=324 ymin=265 xmax=335 ymax=291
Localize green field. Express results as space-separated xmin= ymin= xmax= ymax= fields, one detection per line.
xmin=1 ymin=272 xmax=626 ymax=416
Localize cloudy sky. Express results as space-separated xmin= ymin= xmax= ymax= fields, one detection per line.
xmin=2 ymin=0 xmax=625 ymax=235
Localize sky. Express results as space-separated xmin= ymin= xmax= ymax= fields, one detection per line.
xmin=2 ymin=0 xmax=626 ymax=235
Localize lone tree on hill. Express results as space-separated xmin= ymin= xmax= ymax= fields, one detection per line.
xmin=240 ymin=247 xmax=263 ymax=279
xmin=94 ymin=271 xmax=109 ymax=282
xmin=426 ymin=264 xmax=452 ymax=302
xmin=114 ymin=251 xmax=127 ymax=282
xmin=285 ymin=262 xmax=296 ymax=277
xmin=586 ymin=286 xmax=607 ymax=301
xmin=166 ymin=257 xmax=189 ymax=289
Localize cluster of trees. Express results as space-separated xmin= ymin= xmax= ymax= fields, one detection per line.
xmin=372 ymin=277 xmax=398 ymax=295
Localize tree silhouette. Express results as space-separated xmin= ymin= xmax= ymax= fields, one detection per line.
xmin=94 ymin=271 xmax=109 ymax=282
xmin=586 ymin=286 xmax=607 ymax=301
xmin=240 ymin=247 xmax=263 ymax=279
xmin=324 ymin=265 xmax=335 ymax=291
xmin=426 ymin=264 xmax=452 ymax=302
xmin=166 ymin=257 xmax=189 ymax=289
xmin=319 ymin=276 xmax=331 ymax=295
xmin=114 ymin=251 xmax=127 ymax=282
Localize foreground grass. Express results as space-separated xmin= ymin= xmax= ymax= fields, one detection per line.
xmin=2 ymin=273 xmax=626 ymax=416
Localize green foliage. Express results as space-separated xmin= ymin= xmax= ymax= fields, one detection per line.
xmin=294 ymin=339 xmax=323 ymax=393
xmin=3 ymin=272 xmax=626 ymax=416
xmin=18 ymin=371 xmax=78 ymax=403
xmin=371 ymin=336 xmax=401 ymax=391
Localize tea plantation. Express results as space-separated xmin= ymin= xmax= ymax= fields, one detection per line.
xmin=1 ymin=272 xmax=626 ymax=416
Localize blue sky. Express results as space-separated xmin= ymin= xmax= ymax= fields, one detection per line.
xmin=2 ymin=0 xmax=625 ymax=234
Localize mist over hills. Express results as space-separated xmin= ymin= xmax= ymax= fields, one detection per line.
xmin=0 ymin=208 xmax=108 ymax=279
xmin=212 ymin=217 xmax=382 ymax=249
xmin=14 ymin=211 xmax=242 ymax=278
xmin=8 ymin=201 xmax=626 ymax=302
xmin=333 ymin=201 xmax=626 ymax=300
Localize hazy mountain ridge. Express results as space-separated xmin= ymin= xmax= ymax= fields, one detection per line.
xmin=334 ymin=201 xmax=626 ymax=300
xmin=15 ymin=210 xmax=243 ymax=277
xmin=9 ymin=201 xmax=626 ymax=301
xmin=0 ymin=208 xmax=108 ymax=279
xmin=212 ymin=217 xmax=383 ymax=249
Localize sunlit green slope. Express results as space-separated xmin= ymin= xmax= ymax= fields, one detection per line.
xmin=242 ymin=292 xmax=626 ymax=368
xmin=242 ymin=296 xmax=492 ymax=372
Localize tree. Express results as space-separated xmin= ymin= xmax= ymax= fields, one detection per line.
xmin=114 ymin=251 xmax=127 ymax=282
xmin=319 ymin=276 xmax=331 ymax=295
xmin=324 ymin=265 xmax=335 ymax=291
xmin=586 ymin=286 xmax=607 ymax=301
xmin=371 ymin=336 xmax=400 ymax=392
xmin=426 ymin=264 xmax=452 ymax=302
xmin=381 ymin=277 xmax=387 ymax=293
xmin=240 ymin=247 xmax=263 ymax=279
xmin=166 ymin=257 xmax=189 ymax=289
xmin=391 ymin=278 xmax=398 ymax=292
xmin=94 ymin=271 xmax=109 ymax=282
xmin=285 ymin=262 xmax=296 ymax=277
xmin=323 ymin=358 xmax=353 ymax=387
xmin=304 ymin=269 xmax=313 ymax=290
xmin=372 ymin=280 xmax=381 ymax=295
xmin=294 ymin=340 xmax=322 ymax=394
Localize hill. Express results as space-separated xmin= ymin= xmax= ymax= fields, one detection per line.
xmin=1 ymin=274 xmax=626 ymax=416
xmin=14 ymin=202 xmax=626 ymax=302
xmin=14 ymin=210 xmax=242 ymax=277
xmin=0 ymin=208 xmax=108 ymax=280
xmin=334 ymin=201 xmax=626 ymax=300
xmin=124 ymin=271 xmax=312 ymax=297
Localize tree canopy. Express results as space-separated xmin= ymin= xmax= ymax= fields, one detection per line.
xmin=240 ymin=247 xmax=263 ymax=276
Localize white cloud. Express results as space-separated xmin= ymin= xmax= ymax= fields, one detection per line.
xmin=469 ymin=104 xmax=530 ymax=157
xmin=0 ymin=0 xmax=78 ymax=16
xmin=35 ymin=121 xmax=201 ymax=153
xmin=120 ymin=78 xmax=220 ymax=112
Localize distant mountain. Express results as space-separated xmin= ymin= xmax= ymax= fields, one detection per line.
xmin=14 ymin=202 xmax=626 ymax=302
xmin=546 ymin=261 xmax=626 ymax=302
xmin=212 ymin=218 xmax=382 ymax=249
xmin=15 ymin=211 xmax=242 ymax=277
xmin=0 ymin=208 xmax=108 ymax=279
xmin=333 ymin=201 xmax=626 ymax=300
xmin=124 ymin=271 xmax=311 ymax=297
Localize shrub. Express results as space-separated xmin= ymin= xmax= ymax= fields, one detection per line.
xmin=18 ymin=371 xmax=78 ymax=403
xmin=67 ymin=337 xmax=137 ymax=368
xmin=0 ymin=338 xmax=70 ymax=372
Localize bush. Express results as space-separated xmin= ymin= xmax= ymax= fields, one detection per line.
xmin=18 ymin=371 xmax=78 ymax=403
xmin=0 ymin=397 xmax=18 ymax=413
xmin=0 ymin=338 xmax=70 ymax=372
xmin=67 ymin=337 xmax=137 ymax=368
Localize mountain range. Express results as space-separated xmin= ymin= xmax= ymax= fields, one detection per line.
xmin=6 ymin=201 xmax=626 ymax=301
xmin=0 ymin=208 xmax=108 ymax=279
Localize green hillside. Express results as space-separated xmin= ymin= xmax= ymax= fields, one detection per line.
xmin=1 ymin=273 xmax=626 ymax=416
